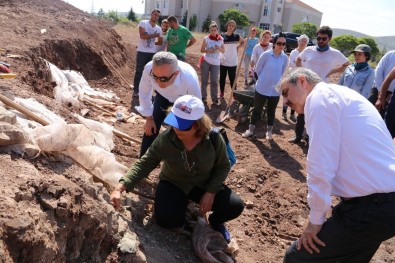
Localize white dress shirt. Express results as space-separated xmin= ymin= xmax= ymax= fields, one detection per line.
xmin=305 ymin=82 xmax=395 ymax=225
xmin=135 ymin=60 xmax=201 ymax=117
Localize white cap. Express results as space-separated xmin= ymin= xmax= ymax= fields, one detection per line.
xmin=164 ymin=95 xmax=205 ymax=130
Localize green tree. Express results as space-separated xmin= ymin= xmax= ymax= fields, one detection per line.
xmin=127 ymin=7 xmax=137 ymax=21
xmin=97 ymin=8 xmax=105 ymax=18
xmin=106 ymin=10 xmax=120 ymax=23
xmin=218 ymin=9 xmax=249 ymax=32
xmin=202 ymin=15 xmax=211 ymax=32
xmin=330 ymin=34 xmax=359 ymax=55
xmin=358 ymin=37 xmax=380 ymax=61
xmin=189 ymin=14 xmax=198 ymax=31
xmin=181 ymin=10 xmax=188 ymax=27
xmin=291 ymin=22 xmax=317 ymax=39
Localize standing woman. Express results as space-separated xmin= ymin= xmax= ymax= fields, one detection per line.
xmin=338 ymin=44 xmax=374 ymax=99
xmin=200 ymin=21 xmax=225 ymax=105
xmin=250 ymin=30 xmax=273 ymax=85
xmin=242 ymin=33 xmax=288 ymax=140
xmin=243 ymin=27 xmax=259 ymax=86
xmin=219 ymin=20 xmax=245 ymax=99
xmin=283 ymin=34 xmax=309 ymax=121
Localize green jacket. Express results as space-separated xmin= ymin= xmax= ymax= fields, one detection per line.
xmin=120 ymin=128 xmax=230 ymax=194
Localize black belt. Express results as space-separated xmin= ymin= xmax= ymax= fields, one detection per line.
xmin=341 ymin=192 xmax=395 ymax=204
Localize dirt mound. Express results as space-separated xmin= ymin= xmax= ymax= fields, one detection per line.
xmin=0 ymin=0 xmax=394 ymax=262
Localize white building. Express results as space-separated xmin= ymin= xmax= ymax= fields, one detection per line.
xmin=144 ymin=0 xmax=322 ymax=33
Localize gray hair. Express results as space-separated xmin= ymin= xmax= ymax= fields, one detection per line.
xmin=277 ymin=68 xmax=322 ymax=92
xmin=152 ymin=51 xmax=178 ymax=72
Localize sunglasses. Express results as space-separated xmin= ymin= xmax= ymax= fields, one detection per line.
xmin=276 ymin=42 xmax=286 ymax=46
xmin=150 ymin=70 xmax=176 ymax=82
xmin=316 ymin=37 xmax=328 ymax=42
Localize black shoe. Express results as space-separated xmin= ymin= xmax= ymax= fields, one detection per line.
xmin=248 ymin=79 xmax=256 ymax=85
xmin=288 ymin=136 xmax=302 ymax=143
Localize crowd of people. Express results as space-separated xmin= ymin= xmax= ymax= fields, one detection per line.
xmin=111 ymin=9 xmax=395 ymax=262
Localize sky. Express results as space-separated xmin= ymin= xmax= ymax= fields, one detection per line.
xmin=64 ymin=0 xmax=395 ymax=37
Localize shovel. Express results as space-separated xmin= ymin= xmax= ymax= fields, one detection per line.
xmin=216 ymin=26 xmax=251 ymax=123
xmin=0 ymin=73 xmax=17 ymax=79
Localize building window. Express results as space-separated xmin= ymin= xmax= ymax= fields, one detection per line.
xmin=181 ymin=0 xmax=183 ymax=8
xmin=279 ymin=0 xmax=283 ymax=3
xmin=277 ymin=7 xmax=281 ymax=12
xmin=164 ymin=0 xmax=167 ymax=8
xmin=259 ymin=23 xmax=270 ymax=30
xmin=156 ymin=1 xmax=160 ymax=9
xmin=263 ymin=6 xmax=269 ymax=16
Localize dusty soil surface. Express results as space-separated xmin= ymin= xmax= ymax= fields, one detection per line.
xmin=0 ymin=1 xmax=394 ymax=262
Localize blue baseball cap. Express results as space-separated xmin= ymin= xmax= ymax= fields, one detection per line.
xmin=164 ymin=95 xmax=205 ymax=130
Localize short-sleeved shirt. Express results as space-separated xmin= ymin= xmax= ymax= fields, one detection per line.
xmin=251 ymin=43 xmax=273 ymax=65
xmin=167 ymin=25 xmax=193 ymax=58
xmin=137 ymin=20 xmax=162 ymax=53
xmin=375 ymin=50 xmax=395 ymax=92
xmin=220 ymin=33 xmax=241 ymax=67
xmin=245 ymin=37 xmax=259 ymax=56
xmin=203 ymin=36 xmax=224 ymax=66
xmin=298 ymin=46 xmax=349 ymax=82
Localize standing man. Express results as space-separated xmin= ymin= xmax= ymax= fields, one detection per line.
xmin=289 ymin=25 xmax=350 ymax=144
xmin=280 ymin=67 xmax=395 ymax=263
xmin=166 ymin=16 xmax=196 ymax=61
xmin=376 ymin=66 xmax=395 ymax=138
xmin=373 ymin=50 xmax=395 ymax=117
xmin=135 ymin=51 xmax=201 ymax=157
xmin=156 ymin=19 xmax=169 ymax=52
xmin=133 ymin=9 xmax=162 ymax=97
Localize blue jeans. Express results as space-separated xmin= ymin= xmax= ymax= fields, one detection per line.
xmin=133 ymin=51 xmax=155 ymax=93
xmin=139 ymin=92 xmax=172 ymax=157
xmin=154 ymin=180 xmax=244 ymax=228
xmin=284 ymin=194 xmax=395 ymax=263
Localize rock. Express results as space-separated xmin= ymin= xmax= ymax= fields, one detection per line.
xmin=0 ymin=106 xmax=16 ymax=124
xmin=0 ymin=121 xmax=26 ymax=146
xmin=245 ymin=200 xmax=254 ymax=209
xmin=118 ymin=231 xmax=138 ymax=254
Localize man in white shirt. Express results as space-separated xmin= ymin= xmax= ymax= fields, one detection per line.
xmin=135 ymin=51 xmax=201 ymax=157
xmin=290 ymin=26 xmax=350 ymax=144
xmin=280 ymin=67 xmax=395 ymax=263
xmin=133 ymin=9 xmax=162 ymax=97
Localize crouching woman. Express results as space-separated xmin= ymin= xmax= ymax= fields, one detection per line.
xmin=110 ymin=95 xmax=244 ymax=243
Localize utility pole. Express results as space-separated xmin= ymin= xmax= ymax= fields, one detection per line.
xmin=90 ymin=0 xmax=94 ymax=15
xmin=186 ymin=0 xmax=190 ymax=30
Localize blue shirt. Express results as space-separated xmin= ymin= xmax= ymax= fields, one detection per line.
xmin=338 ymin=64 xmax=374 ymax=99
xmin=245 ymin=37 xmax=259 ymax=56
xmin=254 ymin=49 xmax=288 ymax=96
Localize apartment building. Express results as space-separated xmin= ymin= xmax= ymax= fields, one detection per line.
xmin=144 ymin=0 xmax=322 ymax=34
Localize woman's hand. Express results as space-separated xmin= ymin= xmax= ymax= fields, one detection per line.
xmin=199 ymin=192 xmax=215 ymax=216
xmin=110 ymin=184 xmax=126 ymax=210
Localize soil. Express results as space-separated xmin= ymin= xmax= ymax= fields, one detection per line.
xmin=0 ymin=1 xmax=394 ymax=262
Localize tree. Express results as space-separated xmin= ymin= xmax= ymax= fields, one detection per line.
xmin=291 ymin=22 xmax=317 ymax=39
xmin=97 ymin=8 xmax=105 ymax=18
xmin=189 ymin=14 xmax=198 ymax=31
xmin=106 ymin=10 xmax=120 ymax=23
xmin=218 ymin=9 xmax=249 ymax=32
xmin=127 ymin=7 xmax=137 ymax=21
xmin=330 ymin=34 xmax=359 ymax=55
xmin=180 ymin=10 xmax=188 ymax=27
xmin=202 ymin=15 xmax=211 ymax=32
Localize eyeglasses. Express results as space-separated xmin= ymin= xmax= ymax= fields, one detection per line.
xmin=276 ymin=42 xmax=286 ymax=46
xmin=181 ymin=149 xmax=196 ymax=173
xmin=316 ymin=37 xmax=328 ymax=42
xmin=150 ymin=70 xmax=176 ymax=82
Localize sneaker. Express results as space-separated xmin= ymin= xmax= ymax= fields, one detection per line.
xmin=289 ymin=114 xmax=296 ymax=122
xmin=266 ymin=131 xmax=273 ymax=140
xmin=242 ymin=129 xmax=254 ymax=138
xmin=211 ymin=223 xmax=231 ymax=243
xmin=288 ymin=136 xmax=302 ymax=143
xmin=282 ymin=112 xmax=287 ymax=120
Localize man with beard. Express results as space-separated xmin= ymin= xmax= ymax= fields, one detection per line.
xmin=288 ymin=26 xmax=350 ymax=144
